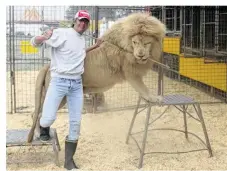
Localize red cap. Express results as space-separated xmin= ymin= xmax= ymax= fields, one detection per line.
xmin=74 ymin=10 xmax=90 ymax=21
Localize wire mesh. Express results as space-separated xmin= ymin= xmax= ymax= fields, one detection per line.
xmin=6 ymin=6 xmax=96 ymax=113
xmin=180 ymin=6 xmax=227 ymax=104
xmin=6 ymin=6 xmax=227 ymax=114
xmin=93 ymin=6 xmax=226 ymax=113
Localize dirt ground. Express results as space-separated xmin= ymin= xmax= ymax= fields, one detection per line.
xmin=6 ymin=70 xmax=227 ymax=170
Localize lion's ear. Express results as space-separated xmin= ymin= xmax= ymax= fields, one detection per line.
xmin=150 ymin=37 xmax=163 ymax=63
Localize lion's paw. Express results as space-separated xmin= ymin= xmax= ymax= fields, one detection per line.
xmin=151 ymin=95 xmax=163 ymax=104
xmin=155 ymin=95 xmax=163 ymax=103
xmin=143 ymin=94 xmax=163 ymax=104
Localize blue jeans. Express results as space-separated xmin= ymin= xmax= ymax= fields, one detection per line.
xmin=40 ymin=77 xmax=83 ymax=141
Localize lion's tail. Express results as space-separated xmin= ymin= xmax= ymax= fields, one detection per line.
xmin=27 ymin=64 xmax=50 ymax=143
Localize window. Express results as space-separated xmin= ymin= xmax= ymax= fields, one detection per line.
xmin=204 ymin=6 xmax=216 ymax=50
xmin=165 ymin=6 xmax=181 ymax=32
xmin=218 ymin=6 xmax=227 ymax=52
xmin=182 ymin=6 xmax=201 ymax=55
xmin=202 ymin=6 xmax=227 ymax=57
xmin=166 ymin=6 xmax=174 ymax=31
xmin=192 ymin=7 xmax=200 ymax=49
xmin=182 ymin=6 xmax=227 ymax=57
xmin=150 ymin=6 xmax=162 ymax=21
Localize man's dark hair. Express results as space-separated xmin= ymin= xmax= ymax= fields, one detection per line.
xmin=71 ymin=18 xmax=76 ymax=28
xmin=71 ymin=18 xmax=89 ymax=28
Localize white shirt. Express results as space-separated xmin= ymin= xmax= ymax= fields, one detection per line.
xmin=31 ymin=28 xmax=86 ymax=80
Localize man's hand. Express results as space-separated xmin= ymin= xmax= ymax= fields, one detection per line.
xmin=41 ymin=27 xmax=55 ymax=40
xmin=86 ymin=38 xmax=104 ymax=53
xmin=94 ymin=38 xmax=104 ymax=48
xmin=34 ymin=27 xmax=55 ymax=45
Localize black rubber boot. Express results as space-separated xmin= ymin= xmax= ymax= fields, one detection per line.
xmin=64 ymin=137 xmax=79 ymax=170
xmin=40 ymin=126 xmax=50 ymax=142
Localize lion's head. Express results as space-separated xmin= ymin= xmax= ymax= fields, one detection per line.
xmin=102 ymin=13 xmax=166 ymax=65
xmin=131 ymin=34 xmax=159 ymax=64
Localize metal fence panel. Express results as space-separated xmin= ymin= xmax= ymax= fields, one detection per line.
xmin=6 ymin=6 xmax=227 ymax=114
xmin=6 ymin=6 xmax=97 ymax=113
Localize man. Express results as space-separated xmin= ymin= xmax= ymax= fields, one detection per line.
xmin=30 ymin=10 xmax=103 ymax=170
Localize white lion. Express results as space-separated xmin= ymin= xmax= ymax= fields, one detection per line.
xmin=27 ymin=12 xmax=166 ymax=143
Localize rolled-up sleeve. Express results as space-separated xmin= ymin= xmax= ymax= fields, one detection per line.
xmin=30 ymin=36 xmax=43 ymax=47
xmin=45 ymin=29 xmax=66 ymax=48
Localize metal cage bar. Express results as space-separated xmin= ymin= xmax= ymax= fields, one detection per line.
xmin=6 ymin=6 xmax=227 ymax=114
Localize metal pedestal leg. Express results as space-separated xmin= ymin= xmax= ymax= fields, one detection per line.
xmin=138 ymin=103 xmax=152 ymax=168
xmin=183 ymin=105 xmax=188 ymax=139
xmin=194 ymin=103 xmax=213 ymax=157
xmin=126 ymin=97 xmax=142 ymax=144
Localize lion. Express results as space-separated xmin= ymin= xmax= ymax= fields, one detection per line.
xmin=27 ymin=12 xmax=166 ymax=143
